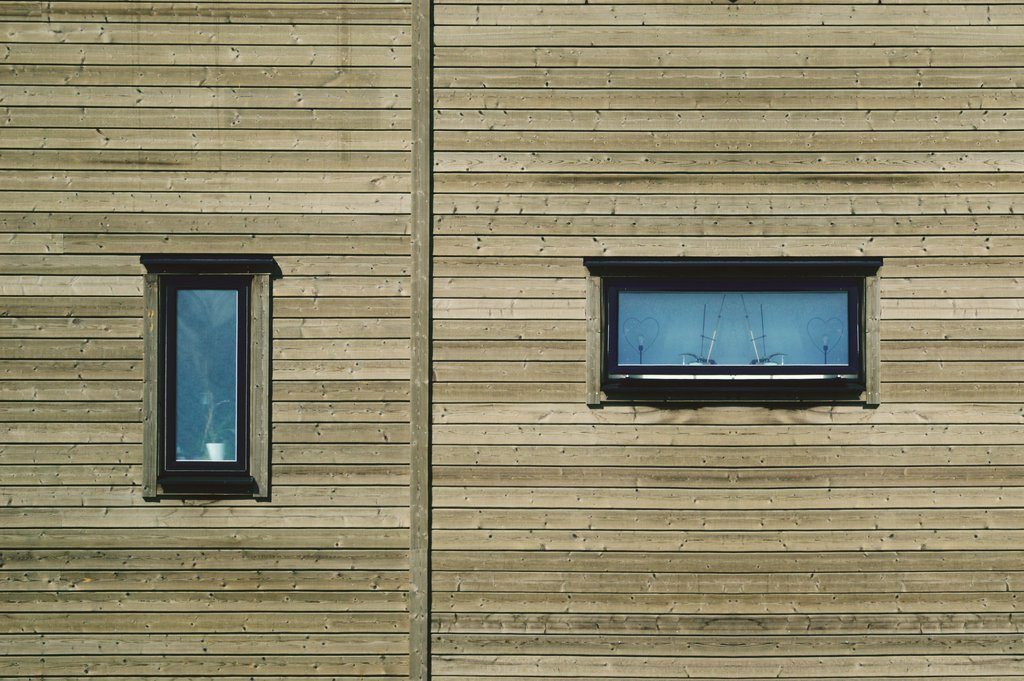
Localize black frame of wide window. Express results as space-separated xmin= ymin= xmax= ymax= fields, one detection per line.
xmin=585 ymin=257 xmax=883 ymax=400
xmin=161 ymin=275 xmax=251 ymax=476
xmin=605 ymin=277 xmax=863 ymax=379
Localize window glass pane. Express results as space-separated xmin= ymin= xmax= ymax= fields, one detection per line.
xmin=174 ymin=289 xmax=239 ymax=461
xmin=617 ymin=290 xmax=849 ymax=368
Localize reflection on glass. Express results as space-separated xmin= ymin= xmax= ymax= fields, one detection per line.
xmin=617 ymin=290 xmax=849 ymax=367
xmin=175 ymin=289 xmax=239 ymax=461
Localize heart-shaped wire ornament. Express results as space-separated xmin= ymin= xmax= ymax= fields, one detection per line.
xmin=806 ymin=317 xmax=845 ymax=364
xmin=622 ymin=317 xmax=659 ymax=364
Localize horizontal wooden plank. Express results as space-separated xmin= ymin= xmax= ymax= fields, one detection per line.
xmin=0 ymin=339 xmax=140 ymax=359
xmin=435 ymin=25 xmax=1024 ymax=47
xmin=0 ymin=150 xmax=410 ymax=173
xmin=64 ymin=235 xmax=410 ymax=256
xmin=432 ymin=568 xmax=1024 ymax=593
xmin=433 ymin=485 xmax=1024 ymax=510
xmin=433 ymin=423 xmax=1024 ymax=446
xmin=0 ymin=191 xmax=409 ymax=214
xmin=0 ymin=589 xmax=408 ymax=613
xmin=0 ymin=632 xmax=408 ymax=654
xmin=432 ymin=654 xmax=1024 ymax=677
xmin=0 ymin=547 xmax=410 ymax=569
xmin=436 ymin=108 xmax=1024 ymax=132
xmin=433 ymin=632 xmax=1024 ymax=656
xmin=434 ymin=236 xmax=1024 ymax=257
xmin=0 ymin=86 xmax=410 ymax=109
xmin=433 ymin=403 xmax=1024 ymax=427
xmin=1 ymin=44 xmax=410 ymax=66
xmin=275 ymin=318 xmax=410 ymax=339
xmin=1 ymin=2 xmax=411 ymax=24
xmin=432 ymin=611 xmax=1024 ymax=637
xmin=437 ymin=5 xmax=1024 ymax=26
xmin=0 ymin=65 xmax=410 ymax=87
xmin=0 ymin=569 xmax=408 ymax=593
xmin=436 ymin=46 xmax=1024 ymax=68
xmin=0 ymin=506 xmax=408 ymax=528
xmin=0 ymin=528 xmax=407 ymax=550
xmin=436 ymin=172 xmax=1024 ymax=195
xmin=275 ymin=380 xmax=409 ymax=401
xmin=436 ymin=152 xmax=1024 ymax=174
xmin=436 ymin=67 xmax=1024 ymax=90
xmin=0 ymin=171 xmax=410 ymax=193
xmin=431 ymin=463 xmax=1024 ymax=488
xmin=274 ymin=339 xmax=410 ymax=361
xmin=0 ymin=655 xmax=407 ymax=677
xmin=273 ymin=359 xmax=411 ymax=380
xmin=0 ymin=254 xmax=140 ymax=274
xmin=433 ymin=591 xmax=1024 ymax=614
xmin=436 ymin=131 xmax=1024 ymax=153
xmin=2 ymin=212 xmax=411 ymax=234
xmin=0 ymin=316 xmax=141 ymax=338
xmin=0 ymin=612 xmax=408 ymax=637
xmin=431 ymin=444 xmax=1024 ymax=467
xmin=432 ymin=550 xmax=1024 ymax=574
xmin=0 ymin=21 xmax=412 ymax=46
xmin=433 ymin=508 xmax=1024 ymax=532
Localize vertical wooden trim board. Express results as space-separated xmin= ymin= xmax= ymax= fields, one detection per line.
xmin=141 ymin=273 xmax=159 ymax=498
xmin=249 ymin=272 xmax=271 ymax=498
xmin=409 ymin=0 xmax=433 ymax=677
xmin=864 ymin=273 xmax=882 ymax=407
xmin=586 ymin=273 xmax=602 ymax=406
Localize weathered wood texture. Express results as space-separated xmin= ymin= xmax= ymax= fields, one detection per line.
xmin=0 ymin=0 xmax=412 ymax=677
xmin=431 ymin=2 xmax=1024 ymax=679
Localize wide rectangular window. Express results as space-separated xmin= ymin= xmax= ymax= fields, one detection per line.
xmin=586 ymin=258 xmax=881 ymax=404
xmin=142 ymin=256 xmax=275 ymax=498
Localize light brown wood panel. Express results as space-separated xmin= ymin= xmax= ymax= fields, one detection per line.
xmin=0 ymin=86 xmax=410 ymax=109
xmin=434 ymin=25 xmax=1024 ymax=47
xmin=431 ymin=443 xmax=1024 ymax=467
xmin=0 ymin=338 xmax=141 ymax=359
xmin=432 ymin=654 xmax=1024 ymax=677
xmin=436 ymin=67 xmax=1024 ymax=90
xmin=0 ymin=443 xmax=140 ymax=464
xmin=436 ymin=108 xmax=1024 ymax=132
xmin=433 ymin=235 xmax=1024 ymax=257
xmin=1 ymin=2 xmax=412 ymax=24
xmin=0 ymin=560 xmax=409 ymax=588
xmin=275 ymin=380 xmax=410 ymax=401
xmin=432 ymin=632 xmax=1024 ymax=655
xmin=0 ymin=528 xmax=408 ymax=550
xmin=433 ymin=591 xmax=1024 ymax=614
xmin=0 ymin=316 xmax=141 ymax=338
xmin=435 ymin=152 xmax=1024 ymax=173
xmin=433 ymin=508 xmax=1024 ymax=532
xmin=436 ymin=4 xmax=1024 ymax=26
xmin=0 ymin=507 xmax=408 ymax=529
xmin=0 ymin=611 xmax=410 ymax=634
xmin=436 ymin=172 xmax=1024 ymax=195
xmin=0 ymin=65 xmax=410 ymax=87
xmin=63 ymin=234 xmax=411 ymax=256
xmin=1 ymin=44 xmax=411 ymax=66
xmin=0 ymin=654 xmax=407 ymax=677
xmin=275 ymin=318 xmax=410 ymax=339
xmin=435 ymin=46 xmax=1024 ymax=68
xmin=432 ymin=464 xmax=1024 ymax=488
xmin=0 ymin=191 xmax=409 ymax=214
xmin=0 ymin=150 xmax=410 ymax=172
xmin=0 ymin=171 xmax=411 ymax=193
xmin=432 ymin=403 xmax=1024 ymax=426
xmin=0 ymin=632 xmax=409 ymax=654
xmin=432 ymin=550 xmax=1024 ymax=574
xmin=432 ymin=423 xmax=1024 ymax=446
xmin=0 ymin=21 xmax=412 ymax=45
xmin=435 ymin=131 xmax=1024 ymax=153
xmin=0 ymin=589 xmax=408 ymax=613
xmin=432 ymin=485 xmax=1024 ymax=511
xmin=273 ymin=339 xmax=410 ymax=360
xmin=1 ymin=212 xmax=411 ymax=234
xmin=0 ymin=485 xmax=410 ymax=507
xmin=1 ymin=547 xmax=411 ymax=569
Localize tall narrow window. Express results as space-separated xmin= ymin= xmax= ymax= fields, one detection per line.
xmin=142 ymin=256 xmax=275 ymax=498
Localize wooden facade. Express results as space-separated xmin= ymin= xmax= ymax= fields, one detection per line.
xmin=3 ymin=0 xmax=1024 ymax=679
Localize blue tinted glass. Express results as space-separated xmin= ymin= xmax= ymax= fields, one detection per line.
xmin=175 ymin=289 xmax=239 ymax=462
xmin=617 ymin=290 xmax=849 ymax=367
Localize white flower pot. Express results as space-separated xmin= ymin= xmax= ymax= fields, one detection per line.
xmin=205 ymin=442 xmax=231 ymax=461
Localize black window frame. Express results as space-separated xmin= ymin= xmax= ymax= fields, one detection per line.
xmin=142 ymin=255 xmax=277 ymax=498
xmin=585 ymin=257 xmax=882 ymax=404
xmin=160 ymin=275 xmax=252 ymax=477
